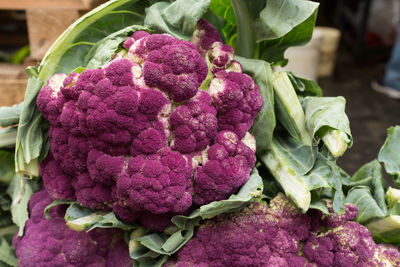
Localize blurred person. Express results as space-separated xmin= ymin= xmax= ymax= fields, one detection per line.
xmin=372 ymin=34 xmax=400 ymax=99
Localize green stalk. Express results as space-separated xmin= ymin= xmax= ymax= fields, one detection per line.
xmin=260 ymin=140 xmax=311 ymax=212
xmin=273 ymin=72 xmax=312 ymax=146
xmin=321 ymin=129 xmax=349 ymax=157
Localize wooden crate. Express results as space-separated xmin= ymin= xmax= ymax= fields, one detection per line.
xmin=0 ymin=64 xmax=27 ymax=106
xmin=0 ymin=0 xmax=106 ymax=59
xmin=0 ymin=0 xmax=106 ymax=106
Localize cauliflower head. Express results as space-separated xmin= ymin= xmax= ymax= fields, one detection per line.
xmin=36 ymin=19 xmax=262 ymax=230
xmin=12 ymin=189 xmax=132 ymax=267
xmin=166 ymin=193 xmax=400 ymax=267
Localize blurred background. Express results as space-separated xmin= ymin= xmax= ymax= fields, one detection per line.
xmin=0 ymin=0 xmax=399 ymax=174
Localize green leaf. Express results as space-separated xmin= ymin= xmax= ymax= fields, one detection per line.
xmin=259 ymin=137 xmax=311 ymax=212
xmin=366 ymin=215 xmax=400 ymax=246
xmin=131 ymin=169 xmax=263 ymax=262
xmin=208 ymin=0 xmax=319 ymax=64
xmin=230 ymin=0 xmax=257 ymax=58
xmin=162 ymin=0 xmax=211 ymax=36
xmin=0 ymin=151 xmax=15 ymax=185
xmin=144 ymin=0 xmax=210 ymax=40
xmin=254 ymin=0 xmax=319 ymax=41
xmin=6 ymin=175 xmax=39 ymax=236
xmin=258 ymin=8 xmax=318 ymax=66
xmin=345 ymin=186 xmax=386 ymax=224
xmin=65 ymin=203 xmax=138 ymax=231
xmin=0 ymin=103 xmax=23 ymax=128
xmin=209 ymin=0 xmax=236 ymax=26
xmin=235 ymin=56 xmax=275 ymax=153
xmin=14 ymin=76 xmax=46 ymax=178
xmin=274 ymin=134 xmax=315 ymax=176
xmin=351 ymin=160 xmax=387 ymax=214
xmin=43 ymin=199 xmax=74 ymax=220
xmin=261 ymin=134 xmax=346 ymax=213
xmin=309 ymin=191 xmax=329 ymax=214
xmin=378 ymin=126 xmax=400 ymax=187
xmin=85 ymin=25 xmax=151 ymax=69
xmin=0 ymin=236 xmax=18 ymax=267
xmin=302 ymin=96 xmax=352 ymax=157
xmin=287 ymin=72 xmax=322 ymax=97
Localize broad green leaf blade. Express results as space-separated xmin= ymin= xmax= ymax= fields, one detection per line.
xmin=302 ymin=96 xmax=352 ymax=157
xmin=209 ymin=0 xmax=236 ymax=26
xmin=230 ymin=0 xmax=256 ymax=58
xmin=258 ymin=9 xmax=318 ymax=66
xmin=0 ymin=103 xmax=23 ymax=128
xmin=235 ymin=56 xmax=275 ymax=153
xmin=273 ymin=72 xmax=312 ymax=146
xmin=144 ymin=0 xmax=210 ymax=40
xmin=302 ymin=153 xmax=332 ymax=190
xmin=254 ymin=0 xmax=319 ymax=41
xmin=162 ymin=0 xmax=211 ymax=35
xmin=6 ymin=175 xmax=39 ymax=236
xmin=208 ymin=0 xmax=319 ymax=64
xmin=274 ymin=134 xmax=315 ymax=175
xmin=351 ymin=160 xmax=387 ymax=214
xmin=208 ymin=0 xmax=236 ymax=46
xmin=309 ymin=191 xmax=329 ymax=214
xmin=0 ymin=236 xmax=18 ymax=267
xmin=378 ymin=126 xmax=400 ymax=187
xmin=328 ymin=161 xmax=345 ymax=213
xmin=345 ymin=186 xmax=386 ymax=224
xmin=366 ymin=215 xmax=400 ymax=246
xmin=0 ymin=151 xmax=15 ymax=185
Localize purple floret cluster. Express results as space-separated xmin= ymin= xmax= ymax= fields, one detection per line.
xmin=166 ymin=193 xmax=400 ymax=267
xmin=36 ymin=19 xmax=262 ymax=230
xmin=13 ymin=189 xmax=132 ymax=267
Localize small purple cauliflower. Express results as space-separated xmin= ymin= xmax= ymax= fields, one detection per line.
xmin=166 ymin=193 xmax=400 ymax=267
xmin=36 ymin=19 xmax=262 ymax=231
xmin=13 ymin=189 xmax=133 ymax=267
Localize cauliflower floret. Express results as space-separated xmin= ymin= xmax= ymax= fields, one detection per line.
xmin=193 ymin=131 xmax=256 ymax=205
xmin=37 ymin=23 xmax=262 ymax=231
xmin=209 ymin=71 xmax=263 ymax=139
xmin=172 ymin=202 xmax=277 ymax=267
xmin=12 ymin=189 xmax=132 ymax=267
xmin=166 ymin=193 xmax=400 ymax=267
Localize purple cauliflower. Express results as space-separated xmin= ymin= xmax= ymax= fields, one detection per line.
xmin=36 ymin=19 xmax=262 ymax=231
xmin=166 ymin=193 xmax=400 ymax=267
xmin=13 ymin=189 xmax=133 ymax=267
